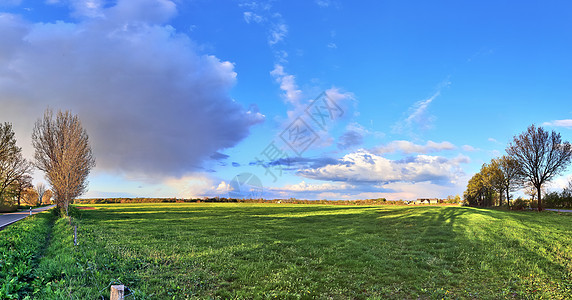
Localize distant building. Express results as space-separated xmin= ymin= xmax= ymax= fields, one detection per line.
xmin=417 ymin=198 xmax=440 ymax=204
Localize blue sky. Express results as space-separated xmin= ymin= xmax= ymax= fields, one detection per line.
xmin=1 ymin=0 xmax=571 ymax=200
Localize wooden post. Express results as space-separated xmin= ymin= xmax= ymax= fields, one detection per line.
xmin=110 ymin=285 xmax=124 ymax=300
xmin=73 ymin=225 xmax=78 ymax=246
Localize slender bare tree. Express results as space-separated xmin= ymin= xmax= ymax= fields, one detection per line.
xmin=506 ymin=125 xmax=572 ymax=211
xmin=36 ymin=183 xmax=47 ymax=206
xmin=497 ymin=155 xmax=524 ymax=208
xmin=32 ymin=109 xmax=95 ymax=216
xmin=0 ymin=123 xmax=33 ymax=205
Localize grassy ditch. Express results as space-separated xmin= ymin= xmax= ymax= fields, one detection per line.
xmin=0 ymin=211 xmax=55 ymax=299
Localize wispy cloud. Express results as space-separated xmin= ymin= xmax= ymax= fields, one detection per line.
xmin=268 ymin=21 xmax=287 ymax=45
xmin=243 ymin=11 xmax=264 ymax=24
xmin=270 ymin=64 xmax=302 ymax=107
xmin=462 ymin=145 xmax=478 ymax=152
xmin=392 ymin=79 xmax=450 ymax=136
xmin=543 ymin=119 xmax=572 ymax=128
xmin=373 ymin=140 xmax=455 ymax=154
xmin=392 ymin=91 xmax=439 ymax=135
xmin=314 ymin=0 xmax=341 ymax=9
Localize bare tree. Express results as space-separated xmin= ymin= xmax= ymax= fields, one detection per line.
xmin=497 ymin=155 xmax=524 ymax=208
xmin=0 ymin=123 xmax=33 ymax=205
xmin=36 ymin=183 xmax=47 ymax=205
xmin=32 ymin=109 xmax=95 ymax=216
xmin=506 ymin=125 xmax=572 ymax=211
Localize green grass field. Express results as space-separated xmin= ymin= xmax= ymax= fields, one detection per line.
xmin=4 ymin=203 xmax=572 ymax=299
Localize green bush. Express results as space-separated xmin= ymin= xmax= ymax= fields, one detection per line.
xmin=0 ymin=202 xmax=17 ymax=213
xmin=511 ymin=197 xmax=527 ymax=210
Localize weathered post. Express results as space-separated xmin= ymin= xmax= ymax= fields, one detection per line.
xmin=110 ymin=285 xmax=124 ymax=300
xmin=29 ymin=207 xmax=32 ymax=216
xmin=73 ymin=225 xmax=78 ymax=246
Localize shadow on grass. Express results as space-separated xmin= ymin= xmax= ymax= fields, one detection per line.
xmin=68 ymin=204 xmax=572 ymax=298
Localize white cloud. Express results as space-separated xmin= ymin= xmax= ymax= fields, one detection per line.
xmin=243 ymin=11 xmax=264 ymax=24
xmin=268 ymin=22 xmax=287 ymax=45
xmin=298 ymin=149 xmax=469 ymax=185
xmin=327 ymin=42 xmax=337 ymax=49
xmin=462 ymin=145 xmax=478 ymax=152
xmin=266 ymin=177 xmax=467 ymax=201
xmin=543 ymin=119 xmax=572 ymax=128
xmin=216 ymin=181 xmax=233 ymax=193
xmin=488 ymin=137 xmax=501 ymax=144
xmin=315 ymin=0 xmax=340 ymax=9
xmin=0 ymin=0 xmax=264 ymax=180
xmin=164 ymin=174 xmax=231 ymax=198
xmin=373 ymin=140 xmax=455 ymax=154
xmin=270 ymin=64 xmax=302 ymax=108
xmin=272 ymin=181 xmax=355 ymax=192
xmin=0 ymin=0 xmax=22 ymax=6
xmin=315 ymin=0 xmax=331 ymax=7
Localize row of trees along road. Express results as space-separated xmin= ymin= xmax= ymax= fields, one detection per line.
xmin=464 ymin=125 xmax=572 ymax=211
xmin=0 ymin=109 xmax=95 ymax=216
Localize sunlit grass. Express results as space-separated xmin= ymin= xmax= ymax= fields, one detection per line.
xmin=33 ymin=203 xmax=572 ymax=299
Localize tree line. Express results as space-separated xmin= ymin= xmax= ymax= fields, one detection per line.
xmin=464 ymin=124 xmax=572 ymax=211
xmin=0 ymin=109 xmax=94 ymax=215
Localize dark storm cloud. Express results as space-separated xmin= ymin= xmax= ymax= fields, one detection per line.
xmin=0 ymin=0 xmax=264 ymax=179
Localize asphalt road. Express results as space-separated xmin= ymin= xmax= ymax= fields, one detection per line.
xmin=545 ymin=208 xmax=572 ymax=213
xmin=0 ymin=204 xmax=56 ymax=230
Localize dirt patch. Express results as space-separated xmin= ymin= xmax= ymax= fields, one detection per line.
xmin=77 ymin=207 xmax=96 ymax=210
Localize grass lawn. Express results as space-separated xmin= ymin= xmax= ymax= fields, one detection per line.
xmin=30 ymin=204 xmax=572 ymax=299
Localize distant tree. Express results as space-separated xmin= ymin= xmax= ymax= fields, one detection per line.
xmin=523 ymin=181 xmax=544 ymax=202
xmin=0 ymin=122 xmax=19 ymax=161
xmin=22 ymin=186 xmax=39 ymax=206
xmin=445 ymin=194 xmax=461 ymax=204
xmin=32 ymin=109 xmax=96 ymax=216
xmin=0 ymin=123 xmax=33 ymax=204
xmin=464 ymin=166 xmax=496 ymax=207
xmin=43 ymin=189 xmax=53 ymax=204
xmin=506 ymin=125 xmax=572 ymax=211
xmin=13 ymin=174 xmax=33 ymax=207
xmin=36 ymin=183 xmax=47 ymax=205
xmin=564 ymin=178 xmax=572 ymax=198
xmin=497 ymin=155 xmax=524 ymax=208
xmin=484 ymin=159 xmax=505 ymax=206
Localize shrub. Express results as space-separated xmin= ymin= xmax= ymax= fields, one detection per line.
xmin=0 ymin=202 xmax=17 ymax=213
xmin=512 ymin=197 xmax=527 ymax=210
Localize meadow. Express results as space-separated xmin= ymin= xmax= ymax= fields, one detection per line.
xmin=1 ymin=203 xmax=572 ymax=299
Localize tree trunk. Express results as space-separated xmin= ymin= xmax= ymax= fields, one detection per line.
xmin=537 ymin=185 xmax=543 ymax=212
xmin=506 ymin=189 xmax=510 ymax=209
